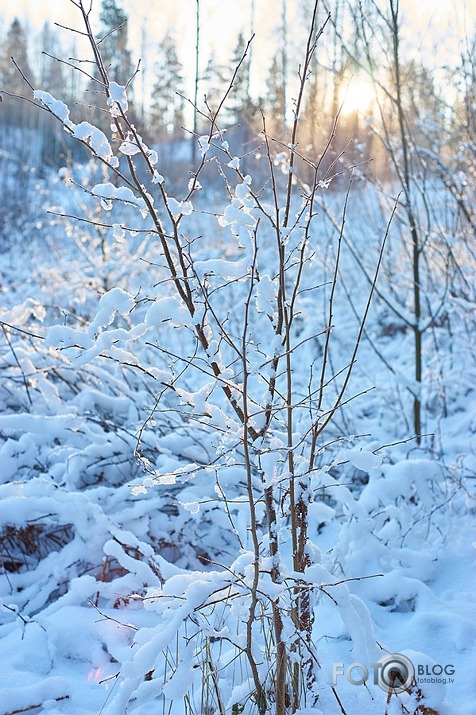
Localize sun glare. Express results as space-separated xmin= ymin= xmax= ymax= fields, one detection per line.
xmin=339 ymin=75 xmax=376 ymax=116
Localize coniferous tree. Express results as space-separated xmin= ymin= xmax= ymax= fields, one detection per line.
xmin=98 ymin=0 xmax=133 ymax=87
xmin=201 ymin=53 xmax=228 ymax=118
xmin=227 ymin=32 xmax=250 ymax=126
xmin=38 ymin=23 xmax=68 ymax=165
xmin=226 ymin=31 xmax=259 ymax=166
xmin=265 ymin=53 xmax=285 ymax=136
xmin=0 ymin=18 xmax=35 ymax=127
xmin=192 ymin=0 xmax=200 ymax=163
xmin=150 ymin=33 xmax=185 ymax=142
xmin=0 ymin=17 xmax=38 ymax=236
xmin=39 ymin=23 xmax=66 ymax=97
xmin=85 ymin=0 xmax=140 ymax=133
xmin=301 ymin=50 xmax=321 ymax=150
xmin=403 ymin=61 xmax=445 ymax=152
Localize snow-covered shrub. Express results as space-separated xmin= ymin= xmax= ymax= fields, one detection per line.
xmin=0 ymin=2 xmax=474 ymax=715
xmin=4 ymin=3 xmax=391 ymax=711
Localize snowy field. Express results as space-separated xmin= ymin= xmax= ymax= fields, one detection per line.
xmin=0 ymin=140 xmax=474 ymax=715
xmin=0 ymin=0 xmax=475 ymax=696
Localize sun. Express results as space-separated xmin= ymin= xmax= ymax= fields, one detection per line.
xmin=338 ymin=74 xmax=376 ymax=117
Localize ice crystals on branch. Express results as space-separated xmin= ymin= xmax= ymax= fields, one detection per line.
xmin=147 ymin=149 xmax=158 ymax=165
xmin=279 ymin=227 xmax=291 ymax=246
xmin=107 ymin=81 xmax=128 ymax=117
xmin=130 ymin=484 xmax=149 ymax=496
xmin=178 ymin=501 xmax=201 ymax=515
xmin=119 ymin=131 xmax=145 ymax=156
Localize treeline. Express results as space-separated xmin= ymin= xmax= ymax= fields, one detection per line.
xmin=0 ymin=0 xmax=474 ymax=188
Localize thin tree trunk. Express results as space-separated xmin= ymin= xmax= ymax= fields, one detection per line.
xmin=192 ymin=0 xmax=200 ymax=164
xmin=281 ymin=0 xmax=287 ymax=131
xmin=390 ymin=0 xmax=422 ymax=443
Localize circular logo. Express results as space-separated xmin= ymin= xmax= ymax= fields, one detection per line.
xmin=376 ymin=653 xmax=415 ymax=694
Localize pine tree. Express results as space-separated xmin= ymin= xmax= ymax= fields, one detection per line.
xmin=38 ymin=23 xmax=68 ymax=165
xmin=150 ymin=33 xmax=185 ymax=141
xmin=97 ymin=0 xmax=133 ymax=87
xmin=39 ymin=23 xmax=67 ymax=97
xmin=301 ymin=50 xmax=321 ymax=153
xmin=1 ymin=18 xmax=35 ymax=93
xmin=226 ymin=31 xmax=259 ymax=166
xmin=85 ymin=0 xmax=137 ymax=132
xmin=0 ymin=18 xmax=36 ymax=128
xmin=227 ymin=31 xmax=250 ymax=126
xmin=201 ymin=53 xmax=229 ymax=118
xmin=265 ymin=53 xmax=285 ymax=136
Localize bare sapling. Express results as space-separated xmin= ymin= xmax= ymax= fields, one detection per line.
xmin=324 ymin=0 xmax=466 ymax=445
xmin=2 ymin=1 xmax=398 ymax=712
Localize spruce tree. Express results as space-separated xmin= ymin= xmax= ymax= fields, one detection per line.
xmin=227 ymin=31 xmax=250 ymax=126
xmin=38 ymin=23 xmax=68 ymax=165
xmin=0 ymin=18 xmax=36 ymax=127
xmin=265 ymin=53 xmax=285 ymax=136
xmin=98 ymin=0 xmax=133 ymax=87
xmin=201 ymin=53 xmax=228 ymax=117
xmin=150 ymin=33 xmax=185 ymax=141
xmin=38 ymin=23 xmax=69 ymax=101
xmin=84 ymin=0 xmax=137 ymax=132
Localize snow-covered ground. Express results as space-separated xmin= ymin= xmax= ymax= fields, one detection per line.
xmin=0 ymin=157 xmax=474 ymax=715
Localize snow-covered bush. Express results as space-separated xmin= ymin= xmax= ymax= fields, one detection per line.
xmin=0 ymin=3 xmax=388 ymax=711
xmin=0 ymin=2 xmax=474 ymax=715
